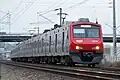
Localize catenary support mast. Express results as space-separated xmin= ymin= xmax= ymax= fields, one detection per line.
xmin=113 ymin=0 xmax=117 ymax=60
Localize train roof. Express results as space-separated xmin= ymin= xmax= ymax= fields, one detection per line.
xmin=13 ymin=19 xmax=101 ymax=49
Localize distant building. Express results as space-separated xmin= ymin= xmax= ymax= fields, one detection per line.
xmin=0 ymin=32 xmax=6 ymax=35
xmin=0 ymin=42 xmax=5 ymax=48
xmin=0 ymin=48 xmax=5 ymax=54
xmin=0 ymin=42 xmax=16 ymax=60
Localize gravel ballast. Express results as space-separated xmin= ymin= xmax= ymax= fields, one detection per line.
xmin=0 ymin=64 xmax=82 ymax=80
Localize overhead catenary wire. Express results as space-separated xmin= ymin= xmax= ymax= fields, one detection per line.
xmin=11 ymin=0 xmax=24 ymax=14
xmin=22 ymin=0 xmax=90 ymax=23
xmin=37 ymin=0 xmax=90 ymax=20
xmin=36 ymin=0 xmax=69 ymax=25
xmin=0 ymin=13 xmax=9 ymax=22
xmin=104 ymin=23 xmax=120 ymax=33
xmin=11 ymin=0 xmax=90 ymax=32
xmin=64 ymin=0 xmax=90 ymax=11
xmin=38 ymin=0 xmax=69 ymax=16
xmin=11 ymin=0 xmax=38 ymax=24
xmin=40 ymin=0 xmax=63 ymax=13
xmin=37 ymin=14 xmax=54 ymax=23
xmin=11 ymin=0 xmax=34 ymax=21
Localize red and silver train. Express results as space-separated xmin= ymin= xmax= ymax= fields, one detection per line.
xmin=11 ymin=18 xmax=104 ymax=67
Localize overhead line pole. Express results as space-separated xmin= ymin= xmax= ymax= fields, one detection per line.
xmin=8 ymin=11 xmax=11 ymax=34
xmin=55 ymin=8 xmax=62 ymax=26
xmin=34 ymin=27 xmax=39 ymax=35
xmin=60 ymin=8 xmax=62 ymax=27
xmin=0 ymin=11 xmax=11 ymax=34
xmin=55 ymin=8 xmax=68 ymax=26
xmin=113 ymin=0 xmax=117 ymax=61
xmin=37 ymin=12 xmax=39 ymax=35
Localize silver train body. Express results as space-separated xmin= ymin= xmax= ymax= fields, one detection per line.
xmin=11 ymin=24 xmax=71 ymax=63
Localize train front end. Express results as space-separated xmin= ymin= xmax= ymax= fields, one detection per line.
xmin=69 ymin=19 xmax=103 ymax=66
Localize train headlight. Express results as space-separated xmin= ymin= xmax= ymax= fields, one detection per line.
xmin=76 ymin=46 xmax=83 ymax=50
xmin=92 ymin=46 xmax=100 ymax=50
xmin=76 ymin=46 xmax=79 ymax=49
xmin=95 ymin=46 xmax=100 ymax=50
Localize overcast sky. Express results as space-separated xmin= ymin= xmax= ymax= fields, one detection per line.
xmin=0 ymin=0 xmax=120 ymax=35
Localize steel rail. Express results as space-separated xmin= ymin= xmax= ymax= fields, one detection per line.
xmin=1 ymin=61 xmax=120 ymax=80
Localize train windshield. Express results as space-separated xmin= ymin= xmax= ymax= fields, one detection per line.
xmin=73 ymin=25 xmax=100 ymax=38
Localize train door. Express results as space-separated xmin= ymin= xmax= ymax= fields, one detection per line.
xmin=51 ymin=31 xmax=54 ymax=56
xmin=44 ymin=37 xmax=46 ymax=56
xmin=45 ymin=33 xmax=49 ymax=56
xmin=65 ymin=28 xmax=69 ymax=53
xmin=41 ymin=38 xmax=44 ymax=56
xmin=55 ymin=34 xmax=57 ymax=53
xmin=37 ymin=38 xmax=39 ymax=56
xmin=57 ymin=29 xmax=61 ymax=55
xmin=62 ymin=31 xmax=64 ymax=53
xmin=38 ymin=36 xmax=41 ymax=56
xmin=49 ymin=36 xmax=51 ymax=55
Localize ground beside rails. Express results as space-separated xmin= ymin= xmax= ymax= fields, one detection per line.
xmin=0 ymin=60 xmax=120 ymax=80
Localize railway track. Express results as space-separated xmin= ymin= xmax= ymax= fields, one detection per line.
xmin=0 ymin=60 xmax=120 ymax=80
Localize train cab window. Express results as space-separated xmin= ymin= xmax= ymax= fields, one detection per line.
xmin=62 ymin=32 xmax=64 ymax=52
xmin=55 ymin=34 xmax=57 ymax=52
xmin=49 ymin=36 xmax=51 ymax=52
xmin=87 ymin=29 xmax=99 ymax=38
xmin=73 ymin=25 xmax=99 ymax=38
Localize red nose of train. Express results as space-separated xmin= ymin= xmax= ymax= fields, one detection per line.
xmin=70 ymin=38 xmax=103 ymax=51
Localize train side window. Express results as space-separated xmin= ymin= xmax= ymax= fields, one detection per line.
xmin=55 ymin=34 xmax=57 ymax=52
xmin=62 ymin=32 xmax=64 ymax=52
xmin=49 ymin=36 xmax=51 ymax=52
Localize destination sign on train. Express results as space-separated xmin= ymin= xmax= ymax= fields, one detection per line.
xmin=81 ymin=25 xmax=91 ymax=27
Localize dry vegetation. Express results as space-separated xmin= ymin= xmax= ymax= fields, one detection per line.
xmin=110 ymin=61 xmax=120 ymax=67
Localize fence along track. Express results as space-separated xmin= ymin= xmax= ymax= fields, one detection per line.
xmin=0 ymin=61 xmax=120 ymax=80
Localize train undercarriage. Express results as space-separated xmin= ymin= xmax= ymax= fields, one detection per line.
xmin=11 ymin=53 xmax=103 ymax=67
